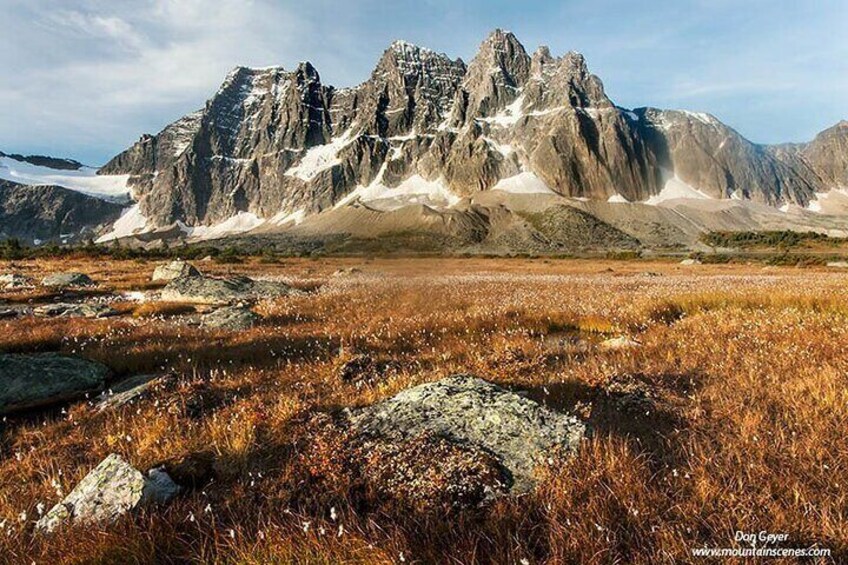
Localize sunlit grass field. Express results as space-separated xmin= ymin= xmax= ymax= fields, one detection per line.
xmin=1 ymin=257 xmax=846 ymax=563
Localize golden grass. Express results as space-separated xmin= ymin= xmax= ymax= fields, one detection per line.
xmin=0 ymin=257 xmax=846 ymax=563
xmin=132 ymin=302 xmax=197 ymax=319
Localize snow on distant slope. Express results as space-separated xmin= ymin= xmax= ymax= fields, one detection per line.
xmin=491 ymin=172 xmax=556 ymax=194
xmin=285 ymin=130 xmax=355 ymax=181
xmin=0 ymin=156 xmax=131 ymax=201
xmin=607 ymin=194 xmax=629 ymax=203
xmin=337 ymin=175 xmax=461 ymax=210
xmin=178 ymin=211 xmax=265 ymax=240
xmin=96 ymin=204 xmax=149 ymax=243
xmin=645 ymin=175 xmax=712 ymax=205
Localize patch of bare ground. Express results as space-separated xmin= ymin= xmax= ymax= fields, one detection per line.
xmin=0 ymin=257 xmax=846 ymax=563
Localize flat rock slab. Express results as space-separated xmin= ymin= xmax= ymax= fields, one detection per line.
xmin=161 ymin=275 xmax=298 ymax=305
xmin=201 ymin=306 xmax=260 ymax=330
xmin=0 ymin=353 xmax=110 ymax=415
xmin=36 ymin=454 xmax=180 ymax=533
xmin=347 ymin=374 xmax=586 ymax=493
xmin=95 ymin=374 xmax=172 ymax=412
xmin=42 ymin=272 xmax=95 ymax=287
xmin=34 ymin=302 xmax=117 ymax=318
xmin=152 ymin=260 xmax=201 ymax=282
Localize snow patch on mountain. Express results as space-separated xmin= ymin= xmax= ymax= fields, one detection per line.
xmin=476 ymin=94 xmax=526 ymax=127
xmin=96 ymin=204 xmax=149 ymax=243
xmin=607 ymin=194 xmax=630 ymax=203
xmin=179 ymin=212 xmax=265 ymax=240
xmin=337 ymin=175 xmax=461 ymax=211
xmin=491 ymin=172 xmax=555 ymax=194
xmin=285 ymin=129 xmax=355 ymax=181
xmin=0 ymin=156 xmax=130 ymax=201
xmin=645 ymin=175 xmax=712 ymax=205
xmin=270 ymin=208 xmax=306 ymax=225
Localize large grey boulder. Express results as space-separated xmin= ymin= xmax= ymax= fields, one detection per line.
xmin=347 ymin=374 xmax=585 ymax=493
xmin=42 ymin=272 xmax=95 ymax=287
xmin=33 ymin=302 xmax=117 ymax=318
xmin=0 ymin=353 xmax=110 ymax=415
xmin=35 ymin=454 xmax=180 ymax=533
xmin=160 ymin=275 xmax=297 ymax=305
xmin=201 ymin=306 xmax=260 ymax=330
xmin=151 ymin=260 xmax=201 ymax=282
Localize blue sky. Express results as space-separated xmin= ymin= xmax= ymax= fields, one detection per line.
xmin=1 ymin=0 xmax=846 ymax=165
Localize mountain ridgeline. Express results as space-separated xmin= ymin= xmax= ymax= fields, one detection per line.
xmin=99 ymin=30 xmax=847 ymax=233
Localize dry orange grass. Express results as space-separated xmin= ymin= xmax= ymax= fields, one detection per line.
xmin=0 ymin=257 xmax=846 ymax=563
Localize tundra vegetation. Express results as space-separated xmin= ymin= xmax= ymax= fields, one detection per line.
xmin=0 ymin=256 xmax=846 ymax=563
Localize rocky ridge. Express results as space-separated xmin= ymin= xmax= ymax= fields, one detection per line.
xmin=100 ymin=29 xmax=847 ymax=238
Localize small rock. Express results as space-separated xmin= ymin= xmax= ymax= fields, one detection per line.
xmin=0 ymin=273 xmax=34 ymax=289
xmin=826 ymin=261 xmax=848 ymax=268
xmin=0 ymin=353 xmax=109 ymax=415
xmin=152 ymin=260 xmax=201 ymax=282
xmin=347 ymin=375 xmax=585 ymax=493
xmin=34 ymin=302 xmax=117 ymax=318
xmin=679 ymin=258 xmax=701 ymax=266
xmin=35 ymin=454 xmax=180 ymax=533
xmin=42 ymin=272 xmax=95 ymax=287
xmin=201 ymin=306 xmax=260 ymax=330
xmin=600 ymin=336 xmax=642 ymax=351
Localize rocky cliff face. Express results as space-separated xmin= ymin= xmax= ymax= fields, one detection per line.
xmin=0 ymin=180 xmax=124 ymax=244
xmin=101 ymin=29 xmax=846 ymax=232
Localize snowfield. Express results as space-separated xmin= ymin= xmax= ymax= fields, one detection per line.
xmin=96 ymin=204 xmax=150 ymax=243
xmin=645 ymin=175 xmax=712 ymax=205
xmin=0 ymin=156 xmax=131 ymax=201
xmin=178 ymin=212 xmax=266 ymax=240
xmin=285 ymin=130 xmax=356 ymax=181
xmin=336 ymin=174 xmax=462 ymax=211
xmin=491 ymin=172 xmax=556 ymax=195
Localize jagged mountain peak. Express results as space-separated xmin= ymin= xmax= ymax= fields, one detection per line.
xmin=90 ymin=30 xmax=847 ymax=240
xmin=467 ymin=28 xmax=530 ymax=86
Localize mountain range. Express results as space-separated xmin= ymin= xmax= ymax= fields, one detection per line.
xmin=2 ymin=30 xmax=847 ymax=252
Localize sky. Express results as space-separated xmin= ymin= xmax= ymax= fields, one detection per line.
xmin=1 ymin=0 xmax=846 ymax=165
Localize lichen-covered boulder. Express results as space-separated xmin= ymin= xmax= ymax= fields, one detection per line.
xmin=347 ymin=374 xmax=585 ymax=493
xmin=161 ymin=275 xmax=297 ymax=305
xmin=35 ymin=454 xmax=180 ymax=533
xmin=41 ymin=272 xmax=95 ymax=287
xmin=0 ymin=353 xmax=110 ymax=415
xmin=151 ymin=260 xmax=201 ymax=282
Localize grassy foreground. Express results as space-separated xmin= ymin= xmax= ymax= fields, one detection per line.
xmin=0 ymin=257 xmax=846 ymax=563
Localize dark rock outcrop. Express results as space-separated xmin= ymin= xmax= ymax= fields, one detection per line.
xmin=0 ymin=353 xmax=110 ymax=415
xmin=0 ymin=180 xmax=124 ymax=244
